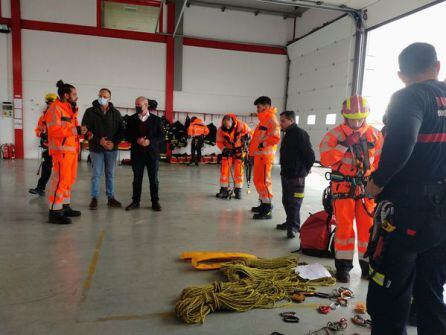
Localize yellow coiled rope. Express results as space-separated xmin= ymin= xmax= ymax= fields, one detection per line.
xmin=175 ymin=256 xmax=336 ymax=324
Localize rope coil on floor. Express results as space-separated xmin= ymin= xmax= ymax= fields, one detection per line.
xmin=175 ymin=256 xmax=336 ymax=324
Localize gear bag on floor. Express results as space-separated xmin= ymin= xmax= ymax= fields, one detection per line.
xmin=300 ymin=210 xmax=336 ymax=258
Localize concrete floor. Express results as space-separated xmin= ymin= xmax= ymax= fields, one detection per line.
xmin=0 ymin=159 xmax=417 ymax=335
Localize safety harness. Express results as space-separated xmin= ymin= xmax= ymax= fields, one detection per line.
xmin=364 ymin=200 xmax=396 ymax=288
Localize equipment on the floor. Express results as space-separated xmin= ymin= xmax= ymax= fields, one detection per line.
xmin=175 ymin=255 xmax=336 ymax=324
xmin=308 ymin=318 xmax=348 ymax=334
xmin=180 ymin=251 xmax=257 ymax=270
xmin=280 ymin=311 xmax=300 ymax=323
xmin=1 ymin=143 xmax=16 ymax=159
xmin=351 ymin=315 xmax=372 ymax=327
xmin=299 ymin=211 xmax=336 ymax=258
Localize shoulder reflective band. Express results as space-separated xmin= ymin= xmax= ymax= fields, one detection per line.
xmin=417 ymin=133 xmax=446 ymax=143
xmin=294 ymin=192 xmax=305 ymax=198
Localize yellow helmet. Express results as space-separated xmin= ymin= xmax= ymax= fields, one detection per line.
xmin=45 ymin=93 xmax=58 ymax=103
xmin=341 ymin=95 xmax=370 ymax=120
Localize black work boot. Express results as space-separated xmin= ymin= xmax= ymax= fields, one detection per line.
xmin=253 ymin=204 xmax=272 ymax=220
xmin=287 ymin=229 xmax=299 ymax=239
xmin=359 ymin=260 xmax=370 ymax=280
xmin=276 ymin=222 xmax=287 ymax=231
xmin=234 ymin=188 xmax=242 ymax=200
xmin=63 ymin=204 xmax=81 ymax=217
xmin=335 ymin=259 xmax=353 ymax=283
xmin=49 ymin=210 xmax=72 ymax=225
xmin=336 ymin=270 xmax=351 ymax=283
xmin=29 ymin=188 xmax=45 ymax=196
xmin=216 ymin=187 xmax=229 ymax=199
xmin=151 ymin=202 xmax=162 ymax=212
xmin=251 ymin=203 xmax=263 ymax=213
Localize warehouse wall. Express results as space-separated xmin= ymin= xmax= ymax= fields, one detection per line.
xmin=286 ymin=16 xmax=356 ymax=159
xmin=183 ymin=5 xmax=291 ymax=46
xmin=21 ymin=29 xmax=166 ymax=159
xmin=20 ymin=0 xmax=97 ymax=26
xmin=0 ymin=32 xmax=13 ymax=144
xmin=175 ymin=46 xmax=287 ymax=114
xmin=0 ymin=0 xmax=10 ymax=18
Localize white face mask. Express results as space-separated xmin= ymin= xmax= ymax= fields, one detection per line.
xmin=98 ymin=97 xmax=109 ymax=106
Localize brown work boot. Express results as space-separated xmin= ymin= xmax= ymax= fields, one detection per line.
xmin=107 ymin=197 xmax=122 ymax=208
xmin=89 ymin=198 xmax=98 ymax=210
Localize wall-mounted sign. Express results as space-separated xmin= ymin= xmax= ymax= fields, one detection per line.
xmin=2 ymin=102 xmax=13 ymax=118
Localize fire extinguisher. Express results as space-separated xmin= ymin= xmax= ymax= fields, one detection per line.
xmin=1 ymin=143 xmax=16 ymax=159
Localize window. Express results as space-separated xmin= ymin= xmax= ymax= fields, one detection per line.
xmin=362 ymin=1 xmax=446 ymax=127
xmin=102 ymin=0 xmax=161 ymax=34
xmin=325 ymin=113 xmax=336 ymax=125
xmin=307 ymin=115 xmax=316 ymax=125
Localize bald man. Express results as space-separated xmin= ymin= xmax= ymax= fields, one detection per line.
xmin=125 ymin=97 xmax=164 ymax=211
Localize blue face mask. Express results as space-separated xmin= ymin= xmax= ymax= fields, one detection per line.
xmin=98 ymin=97 xmax=109 ymax=106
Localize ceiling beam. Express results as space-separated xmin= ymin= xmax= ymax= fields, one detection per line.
xmin=251 ymin=0 xmax=358 ymax=14
xmin=187 ymin=0 xmax=305 ymax=18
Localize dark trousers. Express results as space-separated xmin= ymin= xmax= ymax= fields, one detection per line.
xmin=131 ymin=155 xmax=159 ymax=204
xmin=367 ymin=192 xmax=446 ymax=335
xmin=191 ymin=136 xmax=204 ymax=164
xmin=37 ymin=149 xmax=52 ymax=190
xmin=281 ymin=176 xmax=305 ymax=233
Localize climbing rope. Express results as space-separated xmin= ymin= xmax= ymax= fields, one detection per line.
xmin=175 ymin=256 xmax=336 ymax=324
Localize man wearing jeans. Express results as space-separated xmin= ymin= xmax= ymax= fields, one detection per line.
xmin=82 ymin=88 xmax=124 ymax=209
xmin=277 ymin=111 xmax=315 ymax=238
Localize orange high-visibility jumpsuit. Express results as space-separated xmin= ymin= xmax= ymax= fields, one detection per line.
xmin=249 ymin=108 xmax=280 ymax=204
xmin=320 ymin=123 xmax=383 ymax=263
xmin=187 ymin=118 xmax=209 ymax=137
xmin=216 ymin=114 xmax=250 ymax=188
xmin=44 ymin=99 xmax=81 ymax=210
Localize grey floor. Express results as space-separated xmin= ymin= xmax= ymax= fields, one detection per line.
xmin=0 ymin=159 xmax=417 ymax=335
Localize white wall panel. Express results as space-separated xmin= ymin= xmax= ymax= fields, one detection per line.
xmin=21 ymin=30 xmax=166 ymax=159
xmin=287 ymin=16 xmax=355 ymax=159
xmin=1 ymin=0 xmax=11 ymax=18
xmin=21 ymin=0 xmax=97 ymax=26
xmin=0 ymin=33 xmax=13 ymax=144
xmin=183 ymin=6 xmax=290 ymax=45
xmin=175 ymin=46 xmax=287 ymax=115
xmin=365 ymin=0 xmax=438 ymax=28
xmin=294 ymin=9 xmax=343 ymax=39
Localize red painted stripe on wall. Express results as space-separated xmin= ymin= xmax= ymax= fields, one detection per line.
xmin=183 ymin=37 xmax=287 ymax=55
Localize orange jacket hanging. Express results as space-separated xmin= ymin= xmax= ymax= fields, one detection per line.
xmin=249 ymin=108 xmax=280 ymax=158
xmin=216 ymin=114 xmax=251 ymax=151
xmin=188 ymin=118 xmax=209 ymax=138
xmin=44 ymin=99 xmax=81 ymax=155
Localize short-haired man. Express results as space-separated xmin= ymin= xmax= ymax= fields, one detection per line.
xmin=278 ymin=111 xmax=315 ymax=238
xmin=125 ymin=97 xmax=163 ymax=211
xmin=249 ymin=96 xmax=281 ymax=220
xmin=82 ymin=88 xmax=124 ymax=210
xmin=366 ymin=43 xmax=446 ymax=335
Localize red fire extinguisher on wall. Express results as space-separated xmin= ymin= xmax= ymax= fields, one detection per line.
xmin=1 ymin=143 xmax=16 ymax=159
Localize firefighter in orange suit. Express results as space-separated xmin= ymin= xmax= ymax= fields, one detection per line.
xmin=319 ymin=95 xmax=383 ymax=283
xmin=187 ymin=116 xmax=209 ymax=166
xmin=45 ymin=80 xmax=87 ymax=225
xmin=249 ymin=96 xmax=281 ymax=220
xmin=216 ymin=114 xmax=251 ymax=200
xmin=29 ymin=93 xmax=58 ymax=196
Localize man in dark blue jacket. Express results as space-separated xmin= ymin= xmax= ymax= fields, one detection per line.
xmin=366 ymin=43 xmax=446 ymax=335
xmin=82 ymin=88 xmax=124 ymax=210
xmin=125 ymin=97 xmax=163 ymax=212
xmin=277 ymin=110 xmax=315 ymax=238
